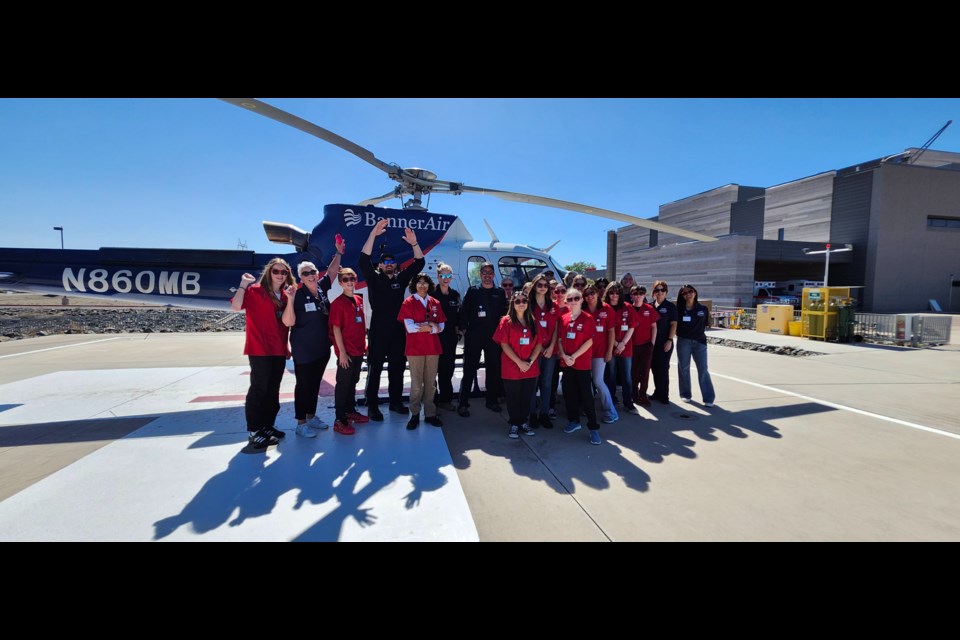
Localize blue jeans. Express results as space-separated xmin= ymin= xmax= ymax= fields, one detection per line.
xmin=676 ymin=337 xmax=715 ymax=404
xmin=530 ymin=354 xmax=557 ymax=415
xmin=591 ymin=358 xmax=617 ymax=420
xmin=606 ymin=355 xmax=635 ymax=407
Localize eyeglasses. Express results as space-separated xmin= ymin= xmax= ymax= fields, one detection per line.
xmin=416 ymin=280 xmax=430 ymax=286
xmin=300 ymin=270 xmax=318 ymax=276
xmin=480 ymin=271 xmax=494 ymax=276
xmin=271 ymin=269 xmax=290 ymax=276
xmin=382 ymin=259 xmax=396 ymax=266
xmin=340 ymin=276 xmax=356 ymax=282
xmin=554 ymin=288 xmax=567 ymax=294
xmin=565 ymin=296 xmax=582 ymax=303
xmin=653 ymin=288 xmax=666 ymax=293
xmin=439 ymin=274 xmax=453 ymax=280
xmin=608 ymin=292 xmax=620 ymax=296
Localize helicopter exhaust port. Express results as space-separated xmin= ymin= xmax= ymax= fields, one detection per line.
xmin=262 ymin=221 xmax=310 ymax=252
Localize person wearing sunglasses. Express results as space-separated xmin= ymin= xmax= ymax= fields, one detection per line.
xmin=281 ymin=237 xmax=346 ymax=438
xmin=500 ymin=277 xmax=515 ymax=300
xmin=629 ymin=284 xmax=657 ymax=407
xmin=329 ymin=268 xmax=369 ymax=436
xmin=557 ymin=288 xmax=602 ymax=445
xmin=603 ymin=282 xmax=640 ymax=415
xmin=359 ymin=218 xmax=425 ymax=420
xmin=433 ymin=262 xmax=461 ymax=412
xmin=527 ymin=273 xmax=558 ymax=429
xmin=583 ymin=283 xmax=618 ymax=424
xmin=548 ymin=282 xmax=568 ymax=417
xmin=675 ymin=285 xmax=715 ymax=407
xmin=232 ymin=257 xmax=295 ymax=450
xmin=457 ymin=262 xmax=507 ymax=417
xmin=649 ymin=280 xmax=677 ymax=405
xmin=398 ymin=274 xmax=447 ymax=430
xmin=494 ymin=291 xmax=542 ymax=438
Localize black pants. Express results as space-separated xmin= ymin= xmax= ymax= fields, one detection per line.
xmin=335 ymin=356 xmax=363 ymax=423
xmin=562 ymin=367 xmax=599 ymax=430
xmin=365 ymin=324 xmax=407 ymax=406
xmin=504 ymin=377 xmax=538 ymax=427
xmin=651 ymin=340 xmax=674 ymax=400
xmin=458 ymin=331 xmax=501 ymax=406
xmin=436 ymin=331 xmax=458 ymax=404
xmin=293 ymin=350 xmax=331 ymax=420
xmin=246 ymin=355 xmax=286 ymax=432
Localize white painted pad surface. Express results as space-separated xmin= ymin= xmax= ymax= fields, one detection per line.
xmin=0 ymin=367 xmax=477 ymax=542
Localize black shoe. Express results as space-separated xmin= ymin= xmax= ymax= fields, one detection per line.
xmin=528 ymin=414 xmax=539 ymax=429
xmin=425 ymin=415 xmax=443 ymax=427
xmin=486 ymin=402 xmax=502 ymax=412
xmin=248 ymin=429 xmax=279 ymax=450
xmin=538 ymin=413 xmax=553 ymax=429
xmin=368 ymin=405 xmax=384 ymax=421
xmin=406 ymin=416 xmax=420 ymax=430
xmin=263 ymin=426 xmax=286 ymax=440
xmin=390 ymin=403 xmax=410 ymax=415
xmin=457 ymin=404 xmax=470 ymax=417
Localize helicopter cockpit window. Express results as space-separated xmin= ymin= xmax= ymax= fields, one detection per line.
xmin=466 ymin=256 xmax=487 ymax=288
xmin=498 ymin=256 xmax=549 ymax=286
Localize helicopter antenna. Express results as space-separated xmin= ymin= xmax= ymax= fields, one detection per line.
xmin=237 ymin=238 xmax=248 ymax=250
xmin=483 ymin=219 xmax=501 ymax=243
xmin=909 ymin=120 xmax=952 ymax=165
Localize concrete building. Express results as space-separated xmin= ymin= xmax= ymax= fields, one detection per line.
xmin=616 ymin=148 xmax=960 ymax=313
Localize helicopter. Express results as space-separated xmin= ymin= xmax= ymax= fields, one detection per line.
xmin=0 ymin=98 xmax=717 ymax=311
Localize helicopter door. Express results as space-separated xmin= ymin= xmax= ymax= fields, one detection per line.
xmin=497 ymin=256 xmax=549 ymax=287
xmin=463 ymin=255 xmax=490 ymax=290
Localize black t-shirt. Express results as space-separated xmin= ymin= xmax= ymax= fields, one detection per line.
xmin=434 ymin=287 xmax=462 ymax=342
xmin=358 ymin=252 xmax=425 ymax=333
xmin=676 ymin=302 xmax=709 ymax=344
xmin=654 ymin=299 xmax=678 ymax=344
xmin=460 ymin=285 xmax=507 ymax=336
xmin=289 ymin=277 xmax=333 ymax=363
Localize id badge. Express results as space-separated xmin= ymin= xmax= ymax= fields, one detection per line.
xmin=683 ymin=316 xmax=692 ymax=322
xmin=539 ymin=320 xmax=547 ymax=328
xmin=355 ymin=316 xmax=363 ymax=323
xmin=478 ymin=311 xmax=487 ymax=318
xmin=620 ymin=324 xmax=629 ymax=331
xmin=519 ymin=337 xmax=530 ymax=345
xmin=566 ymin=331 xmax=576 ymax=340
xmin=304 ymin=302 xmax=317 ymax=312
xmin=596 ymin=324 xmax=604 ymax=332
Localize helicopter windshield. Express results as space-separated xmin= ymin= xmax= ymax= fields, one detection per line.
xmin=498 ymin=256 xmax=549 ymax=286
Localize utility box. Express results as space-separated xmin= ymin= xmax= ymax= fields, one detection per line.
xmin=801 ymin=287 xmax=851 ymax=340
xmin=756 ymin=304 xmax=793 ymax=334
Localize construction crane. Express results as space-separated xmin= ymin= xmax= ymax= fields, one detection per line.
xmin=908 ymin=120 xmax=953 ymax=165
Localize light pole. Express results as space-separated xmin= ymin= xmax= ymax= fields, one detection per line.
xmin=950 ymin=273 xmax=955 ymax=312
xmin=802 ymin=243 xmax=853 ymax=287
xmin=53 ymin=226 xmax=64 ymax=249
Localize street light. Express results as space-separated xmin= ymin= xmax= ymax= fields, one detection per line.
xmin=53 ymin=226 xmax=64 ymax=250
xmin=802 ymin=243 xmax=853 ymax=287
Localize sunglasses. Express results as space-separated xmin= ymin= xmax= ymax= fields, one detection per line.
xmin=503 ymin=284 xmax=514 ymax=288
xmin=584 ymin=291 xmax=598 ymax=296
xmin=554 ymin=288 xmax=567 ymax=294
xmin=271 ymin=269 xmax=290 ymax=276
xmin=382 ymin=259 xmax=396 ymax=266
xmin=439 ymin=274 xmax=453 ymax=280
xmin=653 ymin=288 xmax=666 ymax=293
xmin=340 ymin=276 xmax=357 ymax=282
xmin=682 ymin=290 xmax=696 ymax=295
xmin=513 ymin=299 xmax=529 ymax=305
xmin=566 ymin=296 xmax=582 ymax=303
xmin=535 ymin=282 xmax=549 ymax=288
xmin=300 ymin=270 xmax=318 ymax=276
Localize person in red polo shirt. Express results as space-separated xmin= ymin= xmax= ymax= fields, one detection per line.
xmin=630 ymin=284 xmax=658 ymax=407
xmin=494 ymin=290 xmax=543 ymax=439
xmin=329 ymin=267 xmax=368 ymax=435
xmin=231 ymin=257 xmax=295 ymax=450
xmin=604 ymin=282 xmax=640 ymax=415
xmin=398 ymin=273 xmax=447 ymax=430
xmin=558 ymin=288 xmax=601 ymax=445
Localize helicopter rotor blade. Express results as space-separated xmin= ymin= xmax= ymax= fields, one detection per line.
xmin=219 ymin=98 xmax=398 ymax=178
xmin=358 ymin=191 xmax=399 ymax=207
xmin=459 ymin=185 xmax=718 ymax=243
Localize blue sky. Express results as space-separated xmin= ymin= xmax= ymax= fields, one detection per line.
xmin=2 ymin=98 xmax=958 ymax=269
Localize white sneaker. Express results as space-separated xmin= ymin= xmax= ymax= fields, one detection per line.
xmin=296 ymin=423 xmax=319 ymax=438
xmin=307 ymin=416 xmax=329 ymax=430
xmin=704 ymin=402 xmax=715 ymax=408
xmin=681 ymin=397 xmax=693 ymax=403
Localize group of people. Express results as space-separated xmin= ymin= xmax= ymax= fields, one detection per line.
xmin=233 ymin=222 xmax=716 ymax=451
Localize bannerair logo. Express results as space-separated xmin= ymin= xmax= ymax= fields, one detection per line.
xmin=344 ymin=209 xmax=362 ymax=227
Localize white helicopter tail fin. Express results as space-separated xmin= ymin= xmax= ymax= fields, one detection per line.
xmin=444 ymin=217 xmax=474 ymax=243
xmin=483 ymin=219 xmax=500 ymax=243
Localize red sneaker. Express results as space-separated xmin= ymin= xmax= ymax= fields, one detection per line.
xmin=346 ymin=411 xmax=370 ymax=424
xmin=333 ymin=419 xmax=356 ymax=435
